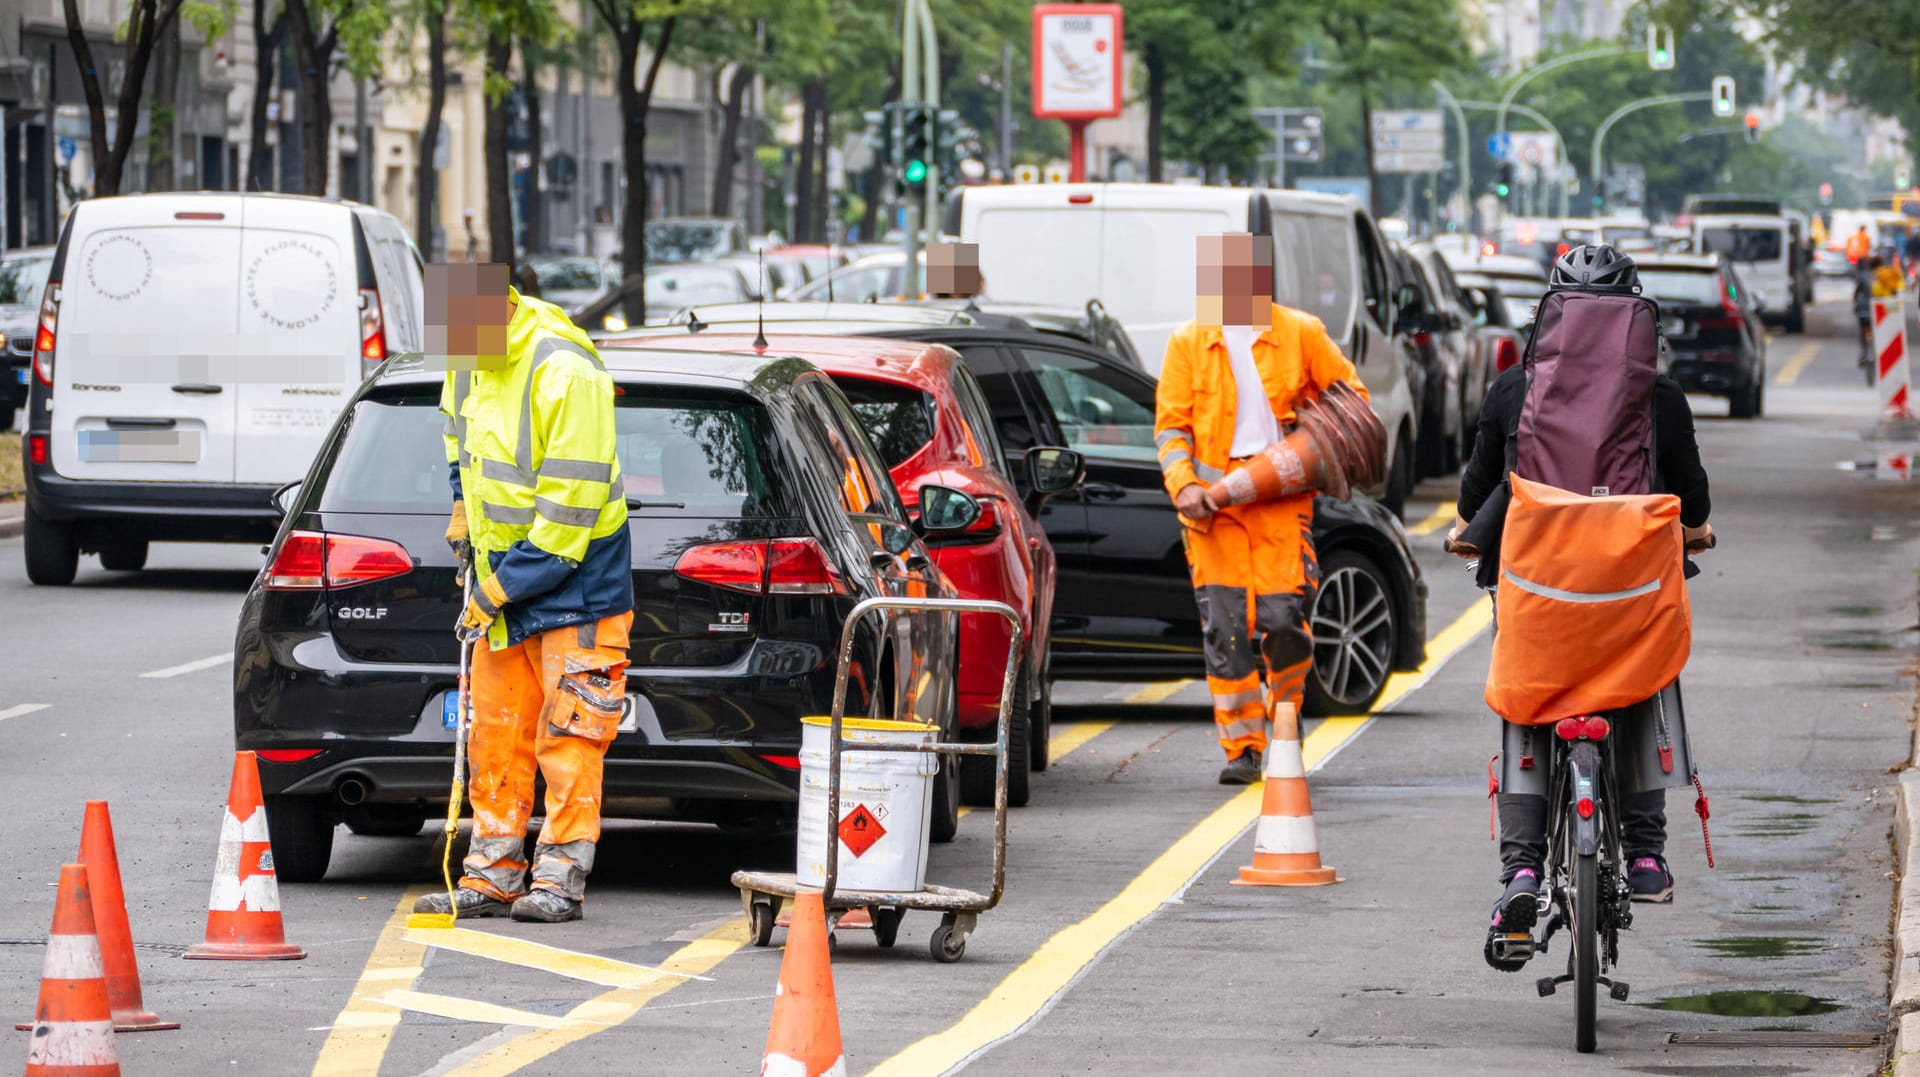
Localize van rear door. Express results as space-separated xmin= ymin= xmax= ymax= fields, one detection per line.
xmin=49 ymin=201 xmax=241 ymax=484
xmin=233 ymin=198 xmax=362 ymax=484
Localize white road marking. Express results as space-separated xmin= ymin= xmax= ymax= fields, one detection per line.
xmin=0 ymin=703 xmax=51 ymax=722
xmin=139 ymin=652 xmax=232 ymax=679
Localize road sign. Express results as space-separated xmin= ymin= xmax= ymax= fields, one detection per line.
xmin=1013 ymin=164 xmax=1039 ymax=184
xmin=1486 ymin=132 xmax=1512 ymax=160
xmin=1043 ymin=162 xmax=1070 ymax=184
xmin=1372 ymin=110 xmax=1445 ymax=173
xmin=1507 ymin=131 xmax=1559 ymax=171
xmin=57 ymin=137 xmax=75 ymax=164
xmin=1031 ymin=4 xmax=1124 ymax=120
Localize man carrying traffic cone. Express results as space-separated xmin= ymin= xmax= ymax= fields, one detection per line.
xmin=1155 ymin=233 xmax=1371 ymax=784
xmin=761 ymin=889 xmax=846 ymax=1077
xmin=24 ymin=863 xmax=120 ymax=1077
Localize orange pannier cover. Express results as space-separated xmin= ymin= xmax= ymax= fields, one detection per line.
xmin=1486 ymin=474 xmax=1690 ymax=725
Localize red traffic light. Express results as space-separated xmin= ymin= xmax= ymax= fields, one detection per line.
xmin=1743 ymin=111 xmax=1760 ymax=129
xmin=1820 ymin=182 xmax=1834 ymax=198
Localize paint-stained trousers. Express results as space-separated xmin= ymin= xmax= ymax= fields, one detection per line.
xmin=460 ymin=612 xmax=633 ymax=902
xmin=1184 ymin=493 xmax=1319 ymax=760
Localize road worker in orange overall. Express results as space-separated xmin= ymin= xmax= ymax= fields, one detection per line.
xmin=1155 ymin=233 xmax=1370 ymax=784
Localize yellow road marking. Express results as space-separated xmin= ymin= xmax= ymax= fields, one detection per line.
xmin=866 ymin=597 xmax=1494 ymax=1077
xmin=402 ymin=925 xmax=713 ymax=989
xmin=1773 ymin=340 xmax=1822 ymax=387
xmin=442 ymin=919 xmax=750 ymax=1077
xmin=310 ymin=885 xmax=434 ymax=1077
xmin=1404 ymin=501 xmax=1455 ymax=536
xmin=1125 ymin=680 xmax=1193 ymax=704
xmin=960 ymin=719 xmax=1118 ymax=818
xmin=371 ymin=989 xmax=582 ymax=1029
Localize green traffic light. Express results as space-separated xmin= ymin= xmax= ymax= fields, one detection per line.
xmin=1495 ymin=183 xmax=1510 ymax=197
xmin=1652 ymin=48 xmax=1670 ymax=65
xmin=904 ymin=159 xmax=928 ymax=184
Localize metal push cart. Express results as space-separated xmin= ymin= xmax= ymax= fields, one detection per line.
xmin=731 ymin=595 xmax=1022 ymax=963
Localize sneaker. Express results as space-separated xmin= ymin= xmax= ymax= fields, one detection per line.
xmin=511 ymin=888 xmax=583 ymax=923
xmin=1217 ymin=749 xmax=1264 ymax=785
xmin=1628 ymin=855 xmax=1674 ymax=903
xmin=411 ymin=888 xmax=511 ymax=918
xmin=1483 ymin=869 xmax=1541 ymax=973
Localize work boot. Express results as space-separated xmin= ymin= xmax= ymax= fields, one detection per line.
xmin=1217 ymin=748 xmax=1263 ymax=785
xmin=1483 ymin=868 xmax=1541 ymax=972
xmin=1628 ymin=855 xmax=1674 ymax=903
xmin=512 ymin=888 xmax=583 ymax=923
xmin=412 ymin=887 xmax=511 ymax=918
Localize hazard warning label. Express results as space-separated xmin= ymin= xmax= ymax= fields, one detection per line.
xmin=838 ymin=804 xmax=886 ymax=858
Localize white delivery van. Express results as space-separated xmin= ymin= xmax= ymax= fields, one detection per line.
xmin=21 ymin=193 xmax=425 ymax=584
xmin=1691 ymin=213 xmax=1801 ymax=331
xmin=951 ymin=182 xmax=1418 ymax=513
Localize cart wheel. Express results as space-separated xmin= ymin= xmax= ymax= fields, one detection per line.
xmin=872 ymin=907 xmax=902 ymax=948
xmin=749 ymin=900 xmax=776 ymax=947
xmin=827 ymin=929 xmax=838 ymax=953
xmin=929 ymin=919 xmax=967 ymax=963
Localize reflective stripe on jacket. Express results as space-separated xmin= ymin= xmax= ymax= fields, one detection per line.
xmin=1153 ymin=302 xmax=1369 ymax=500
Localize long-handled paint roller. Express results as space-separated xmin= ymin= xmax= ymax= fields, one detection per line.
xmin=407 ymin=552 xmax=479 ymax=930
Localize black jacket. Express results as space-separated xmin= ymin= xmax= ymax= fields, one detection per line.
xmin=1457 ymin=365 xmax=1711 ymax=528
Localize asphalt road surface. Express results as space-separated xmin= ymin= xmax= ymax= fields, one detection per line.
xmin=2 ymin=290 xmax=1914 ymax=1076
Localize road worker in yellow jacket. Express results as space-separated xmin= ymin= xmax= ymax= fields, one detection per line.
xmin=1155 ymin=234 xmax=1369 ymax=784
xmin=412 ymin=263 xmax=633 ymax=924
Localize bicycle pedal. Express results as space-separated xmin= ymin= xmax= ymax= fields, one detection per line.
xmin=1490 ymin=934 xmax=1535 ymax=963
xmin=1610 ymin=980 xmax=1630 ymax=1002
xmin=1536 ymin=977 xmax=1556 ymax=997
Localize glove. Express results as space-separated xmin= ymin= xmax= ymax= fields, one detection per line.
xmin=445 ymin=500 xmax=470 ymax=554
xmin=458 ymin=573 xmax=511 ymax=638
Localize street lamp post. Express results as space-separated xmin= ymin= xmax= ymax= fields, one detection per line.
xmin=1591 ymin=91 xmax=1713 ymax=208
xmin=1430 ymin=81 xmax=1471 ymax=219
xmin=900 ymin=0 xmax=939 ymax=296
xmin=1455 ymin=99 xmax=1572 ymax=217
xmin=1495 ymin=45 xmax=1635 ymax=138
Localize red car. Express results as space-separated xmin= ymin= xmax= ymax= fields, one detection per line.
xmin=615 ymin=333 xmax=1084 ymax=806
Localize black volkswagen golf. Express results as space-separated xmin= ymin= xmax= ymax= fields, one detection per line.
xmin=234 ymin=350 xmax=972 ymax=881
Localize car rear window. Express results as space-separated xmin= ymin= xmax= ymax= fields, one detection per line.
xmin=317 ymin=387 xmax=786 ymax=518
xmin=1638 ymin=270 xmax=1722 ymax=305
xmin=831 ymin=375 xmax=937 ymax=470
xmin=1699 ymin=228 xmax=1782 ymax=263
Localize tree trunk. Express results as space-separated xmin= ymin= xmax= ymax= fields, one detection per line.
xmin=284 ymin=0 xmax=336 ymax=195
xmin=794 ymin=86 xmax=817 ymax=242
xmin=710 ymin=64 xmax=751 ymax=218
xmin=416 ymin=0 xmax=446 ymax=256
xmin=483 ymin=31 xmax=515 ymax=271
xmin=150 ymin=16 xmax=180 ymax=190
xmin=61 ymin=0 xmax=114 ymax=195
xmin=860 ymin=161 xmax=880 ymax=243
xmin=1145 ymin=43 xmax=1164 ymax=184
xmin=615 ymin=14 xmax=678 ymax=324
xmin=248 ymin=2 xmax=287 ymax=192
xmin=1359 ymin=88 xmax=1379 ymax=220
xmin=812 ymin=82 xmax=830 ymax=242
xmin=66 ymin=0 xmax=185 ymax=195
xmin=522 ymin=50 xmax=544 ymax=253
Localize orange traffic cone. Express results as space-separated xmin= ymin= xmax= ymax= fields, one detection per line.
xmin=183 ymin=752 xmax=306 ymax=960
xmin=1232 ymin=703 xmax=1341 ymax=887
xmin=23 ymin=863 xmax=120 ymax=1077
xmin=760 ymin=889 xmax=846 ymax=1077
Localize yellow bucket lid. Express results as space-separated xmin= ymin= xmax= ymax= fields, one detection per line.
xmin=802 ymin=715 xmax=937 ymax=734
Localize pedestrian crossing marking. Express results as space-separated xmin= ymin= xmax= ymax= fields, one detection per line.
xmin=370 ymin=989 xmax=582 ymax=1029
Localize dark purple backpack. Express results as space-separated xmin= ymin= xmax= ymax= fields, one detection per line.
xmin=1512 ymin=289 xmax=1660 ymax=497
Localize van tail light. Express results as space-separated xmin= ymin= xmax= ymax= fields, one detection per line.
xmin=359 ymin=287 xmax=387 ymax=361
xmin=264 ymin=530 xmax=414 ymax=590
xmin=766 ymin=537 xmax=845 ymax=595
xmin=27 ymin=434 xmax=48 ymax=466
xmin=674 ymin=537 xmax=845 ymax=595
xmin=1494 ymin=337 xmax=1521 ymax=373
xmin=32 ymin=281 xmax=59 ymax=386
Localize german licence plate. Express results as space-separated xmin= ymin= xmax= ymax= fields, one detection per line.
xmin=441 ymin=690 xmax=642 ymax=732
xmin=78 ymin=429 xmax=200 ymax=463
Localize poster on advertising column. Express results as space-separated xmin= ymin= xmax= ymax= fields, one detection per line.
xmin=1031 ymin=4 xmax=1124 ymax=120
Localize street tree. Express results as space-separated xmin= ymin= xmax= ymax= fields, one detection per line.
xmin=472 ymin=0 xmax=559 ymax=274
xmin=247 ymin=0 xmax=293 ymax=191
xmin=1124 ymin=0 xmax=1297 ymax=182
xmin=61 ymin=0 xmax=229 ymax=196
xmin=284 ymin=0 xmax=389 ymax=196
xmin=1754 ymin=0 xmax=1920 ymax=173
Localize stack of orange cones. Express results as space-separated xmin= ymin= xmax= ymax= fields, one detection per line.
xmin=183 ymin=751 xmax=307 ymax=960
xmin=23 ymin=863 xmax=120 ymax=1077
xmin=760 ymin=889 xmax=846 ymax=1077
xmin=1232 ymin=702 xmax=1342 ymax=887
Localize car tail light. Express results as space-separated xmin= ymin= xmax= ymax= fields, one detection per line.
xmin=767 ymin=537 xmax=844 ymax=595
xmin=674 ymin=541 xmax=767 ymax=593
xmin=27 ymin=434 xmax=48 ymax=466
xmin=264 ymin=530 xmax=414 ymax=590
xmin=1576 ymin=796 xmax=1595 ymax=819
xmin=759 ymin=753 xmax=802 ymax=770
xmin=359 ymin=288 xmax=387 ymax=361
xmin=257 ymin=748 xmax=324 ymax=763
xmin=32 ymin=282 xmax=59 ymax=387
xmin=1555 ymin=242 xmax=1571 ymax=258
xmin=1699 ymin=350 xmax=1740 ymax=364
xmin=1413 ymin=331 xmax=1433 ymax=348
xmin=1480 ymin=241 xmax=1497 ymax=257
xmin=1494 ymin=337 xmax=1521 ymax=373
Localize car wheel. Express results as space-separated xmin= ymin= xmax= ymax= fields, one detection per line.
xmin=1382 ymin=432 xmax=1412 ymax=520
xmin=928 ymin=676 xmax=962 ymax=843
xmin=23 ymin=501 xmax=78 ymax=586
xmin=0 ymin=398 xmax=16 ymax=433
xmin=959 ymin=658 xmax=1032 ymax=808
xmin=1785 ymin=301 xmax=1805 ymax=334
xmin=1306 ymin=550 xmax=1398 ymax=716
xmin=1416 ymin=402 xmax=1446 ymax=479
xmin=1729 ymin=382 xmax=1759 ymax=419
xmin=264 ymin=795 xmax=335 ymax=883
xmin=343 ymin=804 xmax=427 ymax=838
xmin=1029 ymin=660 xmax=1052 ymax=774
xmin=98 ymin=540 xmax=149 ymax=572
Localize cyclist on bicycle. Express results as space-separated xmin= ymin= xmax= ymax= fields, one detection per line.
xmin=1449 ymin=245 xmax=1712 ymax=970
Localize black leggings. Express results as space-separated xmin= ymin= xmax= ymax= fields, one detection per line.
xmin=1498 ymin=790 xmax=1667 ymax=882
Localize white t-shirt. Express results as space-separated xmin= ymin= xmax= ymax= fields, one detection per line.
xmin=1223 ymin=324 xmax=1280 ymax=456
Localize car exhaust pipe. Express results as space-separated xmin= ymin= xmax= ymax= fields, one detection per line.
xmin=336 ymin=776 xmax=371 ymax=806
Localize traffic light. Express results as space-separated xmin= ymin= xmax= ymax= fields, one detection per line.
xmin=1711 ymin=76 xmax=1736 ymax=118
xmin=936 ymin=108 xmax=962 ymax=195
xmin=1646 ymin=24 xmax=1675 ymax=70
xmin=1743 ymin=111 xmax=1761 ymax=143
xmin=899 ymin=104 xmax=932 ymax=192
xmin=1494 ymin=161 xmax=1514 ymax=199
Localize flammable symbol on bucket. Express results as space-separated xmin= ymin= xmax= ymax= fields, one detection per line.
xmin=838 ymin=805 xmax=886 ymax=858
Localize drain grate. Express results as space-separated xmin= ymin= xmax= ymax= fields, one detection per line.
xmin=1667 ymin=1031 xmax=1883 ymax=1048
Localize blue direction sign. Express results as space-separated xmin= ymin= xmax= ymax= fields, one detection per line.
xmin=1486 ymin=132 xmax=1512 ymax=160
xmin=57 ymin=137 xmax=77 ymax=164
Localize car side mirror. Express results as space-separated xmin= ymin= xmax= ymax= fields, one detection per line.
xmin=1023 ymin=446 xmax=1085 ymax=517
xmin=271 ymin=480 xmax=302 ymax=516
xmin=1395 ymin=282 xmax=1419 ymax=311
xmin=917 ymin=484 xmax=982 ymax=533
xmin=881 ymin=521 xmax=917 ymax=556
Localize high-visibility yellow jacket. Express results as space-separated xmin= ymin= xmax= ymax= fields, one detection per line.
xmin=442 ymin=288 xmax=632 ymax=648
xmin=1154 ymin=303 xmax=1368 ymax=501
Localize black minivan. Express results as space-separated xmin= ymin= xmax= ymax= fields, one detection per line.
xmin=235 ymin=350 xmax=975 ymax=881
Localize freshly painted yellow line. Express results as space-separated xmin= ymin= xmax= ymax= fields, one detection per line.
xmin=866 ymin=597 xmax=1494 ymax=1077
xmin=1125 ymin=680 xmax=1194 ymax=704
xmin=1404 ymin=501 xmax=1455 ymax=536
xmin=310 ymin=885 xmax=434 ymax=1077
xmin=1773 ymin=340 xmax=1822 ymax=387
xmin=371 ymin=989 xmax=581 ymax=1029
xmin=442 ymin=918 xmax=750 ymax=1077
xmin=1050 ymin=719 xmax=1116 ymax=762
xmin=402 ymin=925 xmax=713 ymax=988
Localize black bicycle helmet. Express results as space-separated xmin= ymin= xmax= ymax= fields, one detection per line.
xmin=1549 ymin=243 xmax=1640 ymax=294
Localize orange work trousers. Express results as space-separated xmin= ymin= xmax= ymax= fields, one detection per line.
xmin=1183 ymin=492 xmax=1318 ymax=760
xmin=459 ymin=612 xmax=632 ymax=902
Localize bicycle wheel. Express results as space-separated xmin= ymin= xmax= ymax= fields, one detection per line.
xmin=1573 ymin=849 xmax=1598 ymax=1053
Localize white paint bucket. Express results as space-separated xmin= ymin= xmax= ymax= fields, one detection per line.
xmin=795 ymin=716 xmax=937 ymax=892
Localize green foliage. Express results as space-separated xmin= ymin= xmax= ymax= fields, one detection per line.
xmin=1757 ymin=0 xmax=1920 ymax=175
